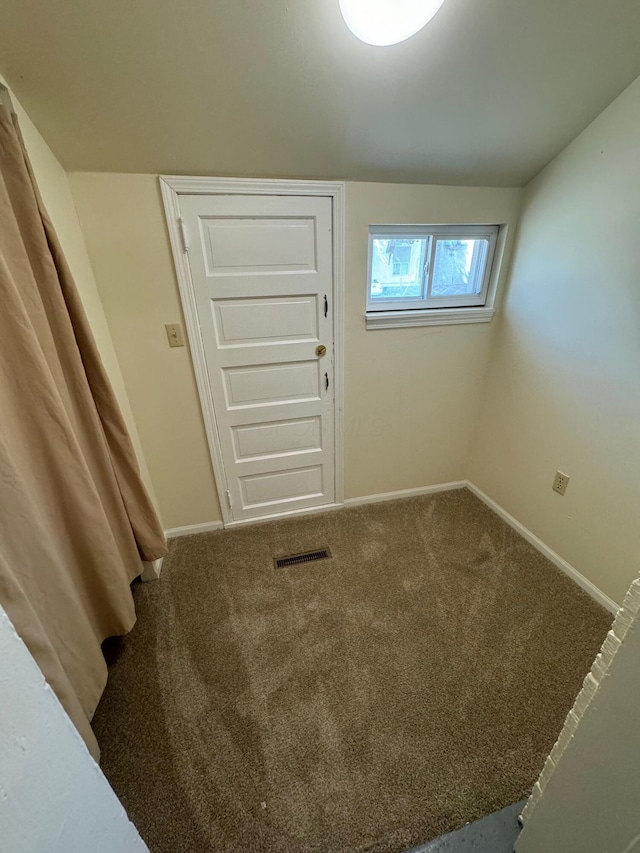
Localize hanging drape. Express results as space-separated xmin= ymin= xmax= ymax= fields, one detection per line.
xmin=0 ymin=105 xmax=167 ymax=759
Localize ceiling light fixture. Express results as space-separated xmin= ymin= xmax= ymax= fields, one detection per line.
xmin=339 ymin=0 xmax=446 ymax=46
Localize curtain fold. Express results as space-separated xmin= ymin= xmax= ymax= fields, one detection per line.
xmin=0 ymin=105 xmax=167 ymax=759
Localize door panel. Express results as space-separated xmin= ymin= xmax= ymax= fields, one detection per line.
xmin=222 ymin=361 xmax=321 ymax=408
xmin=201 ymin=217 xmax=317 ymax=274
xmin=212 ymin=296 xmax=318 ymax=347
xmin=180 ymin=193 xmax=335 ymax=521
xmin=239 ymin=466 xmax=324 ymax=509
xmin=231 ymin=417 xmax=322 ymax=461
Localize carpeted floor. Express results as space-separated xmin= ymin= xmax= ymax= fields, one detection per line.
xmin=93 ymin=488 xmax=612 ymax=853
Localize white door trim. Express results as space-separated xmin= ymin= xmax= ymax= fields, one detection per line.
xmin=159 ymin=176 xmax=346 ymax=526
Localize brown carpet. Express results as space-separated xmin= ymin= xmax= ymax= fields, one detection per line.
xmin=93 ymin=488 xmax=611 ymax=853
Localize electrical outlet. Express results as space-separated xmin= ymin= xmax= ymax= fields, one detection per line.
xmin=552 ymin=471 xmax=570 ymax=495
xmin=165 ymin=323 xmax=185 ymax=348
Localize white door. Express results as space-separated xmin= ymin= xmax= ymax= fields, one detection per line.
xmin=179 ymin=193 xmax=336 ymax=522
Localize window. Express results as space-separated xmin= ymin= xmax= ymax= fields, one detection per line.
xmin=366 ymin=224 xmax=500 ymax=328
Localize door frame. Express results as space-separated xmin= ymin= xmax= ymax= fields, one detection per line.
xmin=159 ymin=176 xmax=345 ymax=527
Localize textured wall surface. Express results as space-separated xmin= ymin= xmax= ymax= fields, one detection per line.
xmin=517 ymin=576 xmax=640 ymax=853
xmin=0 ymin=606 xmax=148 ymax=853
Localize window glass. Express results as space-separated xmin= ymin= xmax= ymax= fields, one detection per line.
xmin=370 ymin=238 xmax=427 ymax=300
xmin=431 ymin=238 xmax=488 ymax=297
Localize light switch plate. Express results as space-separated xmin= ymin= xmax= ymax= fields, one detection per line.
xmin=165 ymin=323 xmax=185 ymax=348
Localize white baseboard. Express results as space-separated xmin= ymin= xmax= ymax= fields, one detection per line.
xmin=140 ymin=557 xmax=163 ymax=582
xmin=165 ymin=484 xmax=464 ymax=534
xmin=344 ymin=481 xmax=467 ymax=508
xmin=465 ymin=481 xmax=619 ymax=614
xmin=165 ymin=520 xmax=224 ymax=538
xmin=163 ymin=481 xmax=619 ymax=615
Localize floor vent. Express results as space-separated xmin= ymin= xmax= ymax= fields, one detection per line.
xmin=274 ymin=548 xmax=332 ymax=569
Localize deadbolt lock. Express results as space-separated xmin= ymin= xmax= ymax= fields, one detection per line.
xmin=315 ymin=344 xmax=327 ymax=357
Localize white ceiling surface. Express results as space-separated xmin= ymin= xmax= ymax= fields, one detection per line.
xmin=1 ymin=0 xmax=640 ymax=186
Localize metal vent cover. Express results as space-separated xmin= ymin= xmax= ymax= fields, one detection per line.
xmin=274 ymin=548 xmax=332 ymax=569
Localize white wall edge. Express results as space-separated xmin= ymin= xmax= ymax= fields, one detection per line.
xmin=165 ymin=521 xmax=224 ymax=538
xmin=0 ymin=606 xmax=150 ymax=853
xmin=344 ymin=481 xmax=467 ymax=507
xmin=465 ymin=481 xmax=620 ymax=614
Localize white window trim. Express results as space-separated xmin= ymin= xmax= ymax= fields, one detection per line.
xmin=366 ymin=223 xmax=503 ymax=329
xmin=366 ymin=306 xmax=495 ymax=330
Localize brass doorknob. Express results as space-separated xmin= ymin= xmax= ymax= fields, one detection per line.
xmin=315 ymin=345 xmax=327 ymax=357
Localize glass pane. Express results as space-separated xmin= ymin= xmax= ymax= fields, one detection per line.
xmin=370 ymin=238 xmax=427 ymax=300
xmin=431 ymin=239 xmax=488 ymax=297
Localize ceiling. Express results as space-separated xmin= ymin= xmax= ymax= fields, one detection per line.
xmin=1 ymin=0 xmax=640 ymax=186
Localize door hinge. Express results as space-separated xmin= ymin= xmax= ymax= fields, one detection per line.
xmin=226 ymin=489 xmax=232 ymax=508
xmin=178 ymin=217 xmax=189 ymax=253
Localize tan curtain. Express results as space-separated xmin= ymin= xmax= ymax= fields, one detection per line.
xmin=0 ymin=105 xmax=167 ymax=759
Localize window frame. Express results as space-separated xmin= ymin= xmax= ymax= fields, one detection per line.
xmin=366 ymin=224 xmax=500 ymax=317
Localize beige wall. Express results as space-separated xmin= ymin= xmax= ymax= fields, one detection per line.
xmin=69 ymin=175 xmax=521 ymax=529
xmin=469 ymin=76 xmax=640 ymax=605
xmin=1 ymin=80 xmax=158 ymax=512
xmin=68 ymin=174 xmax=222 ymax=530
xmin=344 ymin=183 xmax=521 ymax=498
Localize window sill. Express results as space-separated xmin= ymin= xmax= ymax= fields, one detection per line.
xmin=365 ymin=307 xmax=495 ymax=330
